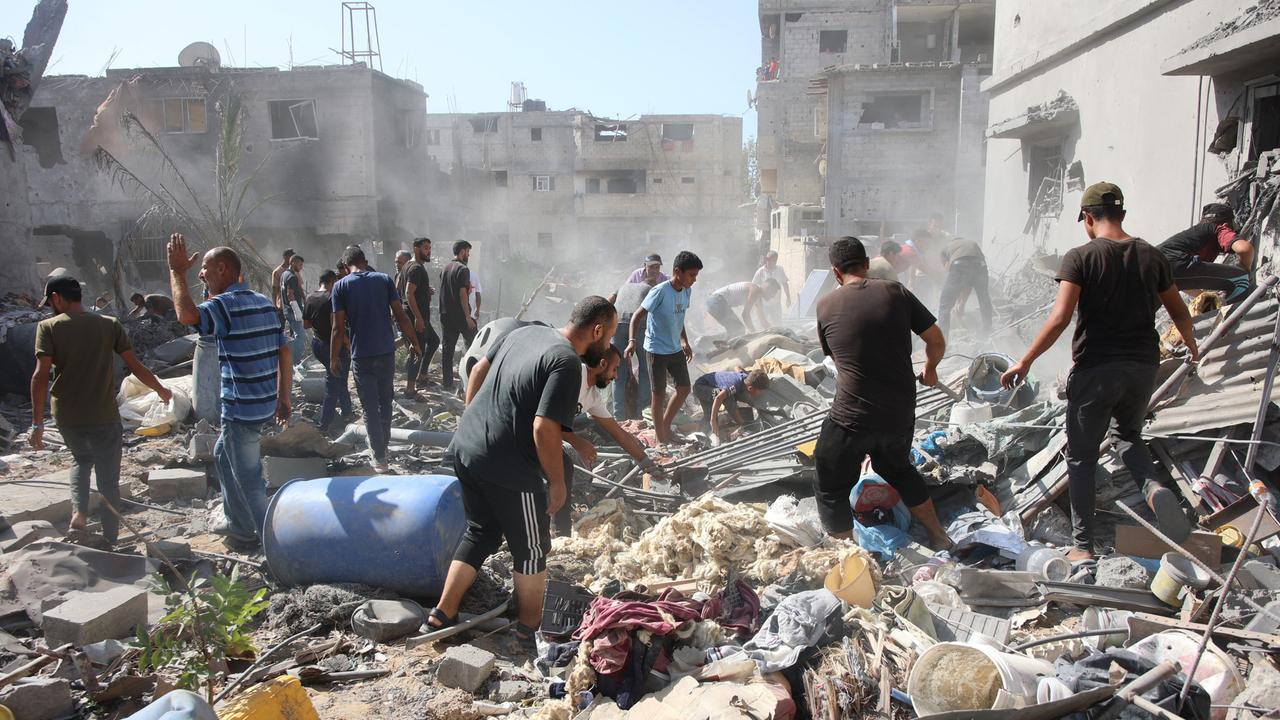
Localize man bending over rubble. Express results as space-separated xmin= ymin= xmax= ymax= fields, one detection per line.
xmin=431 ymin=296 xmax=618 ymax=647
xmin=168 ymin=235 xmax=291 ymax=549
xmin=1001 ymin=183 xmax=1199 ymax=562
xmin=815 ymin=237 xmax=952 ymax=550
xmin=625 ymin=250 xmax=702 ymax=444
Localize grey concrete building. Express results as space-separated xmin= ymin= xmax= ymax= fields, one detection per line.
xmin=17 ymin=59 xmax=433 ymax=294
xmin=424 ymin=110 xmax=745 ymax=269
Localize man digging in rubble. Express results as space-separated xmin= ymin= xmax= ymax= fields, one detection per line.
xmin=705 ymin=278 xmax=778 ymax=337
xmin=403 ymin=237 xmax=441 ymax=399
xmin=1001 ymin=183 xmax=1199 ymax=562
xmin=1158 ymin=202 xmax=1254 ymax=304
xmin=815 ymin=237 xmax=953 ymax=550
xmin=168 ymin=235 xmax=292 ymax=549
xmin=624 ymin=251 xmax=703 ymax=444
xmin=330 ymin=245 xmax=421 ymax=474
xmin=429 ymin=296 xmax=619 ymax=649
xmin=937 ymin=236 xmax=993 ymax=337
xmin=693 ymin=368 xmax=770 ymax=443
xmin=30 ymin=275 xmax=173 ymax=546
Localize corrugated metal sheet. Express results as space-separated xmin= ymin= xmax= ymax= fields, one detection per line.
xmin=1147 ymin=296 xmax=1280 ymax=435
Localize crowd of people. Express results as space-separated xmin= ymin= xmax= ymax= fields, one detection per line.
xmin=24 ymin=179 xmax=1253 ymax=641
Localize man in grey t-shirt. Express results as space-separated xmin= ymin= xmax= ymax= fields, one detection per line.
xmin=428 ymin=296 xmax=618 ymax=648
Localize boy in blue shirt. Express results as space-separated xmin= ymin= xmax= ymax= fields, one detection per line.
xmin=624 ymin=250 xmax=702 ymax=443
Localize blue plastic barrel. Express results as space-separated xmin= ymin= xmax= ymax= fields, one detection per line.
xmin=263 ymin=475 xmax=466 ymax=599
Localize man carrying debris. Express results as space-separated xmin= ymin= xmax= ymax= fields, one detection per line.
xmin=168 ymin=234 xmax=292 ymax=548
xmin=429 ymin=296 xmax=619 ymax=646
xmin=280 ymin=253 xmax=308 ymax=367
xmin=1158 ymin=202 xmax=1254 ymax=303
xmin=1001 ymin=183 xmax=1199 ymax=562
xmin=331 ymin=245 xmax=421 ymax=474
xmin=815 ymin=237 xmax=953 ymax=550
xmin=752 ymin=250 xmax=791 ymax=324
xmin=693 ymin=368 xmax=770 ymax=442
xmin=439 ymin=240 xmax=477 ymax=391
xmin=303 ymin=270 xmax=354 ymax=432
xmin=403 ymin=237 xmax=441 ymax=398
xmin=706 ymin=279 xmax=778 ymax=337
xmin=868 ymin=240 xmax=901 ymax=282
xmin=270 ymin=248 xmax=295 ymax=311
xmin=937 ymin=237 xmax=993 ymax=336
xmin=30 ymin=275 xmax=173 ymax=545
xmin=624 ymin=251 xmax=703 ymax=444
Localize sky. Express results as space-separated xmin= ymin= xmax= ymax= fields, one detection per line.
xmin=43 ymin=0 xmax=760 ymax=136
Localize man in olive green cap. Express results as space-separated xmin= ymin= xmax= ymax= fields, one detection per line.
xmin=1001 ymin=182 xmax=1200 ymax=561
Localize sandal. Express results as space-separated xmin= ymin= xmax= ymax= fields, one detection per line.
xmin=513 ymin=621 xmax=540 ymax=652
xmin=426 ymin=607 xmax=457 ymax=631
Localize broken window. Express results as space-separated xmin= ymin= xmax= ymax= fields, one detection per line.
xmin=531 ymin=127 xmax=543 ymax=142
xmin=662 ymin=123 xmax=694 ymax=142
xmin=608 ymin=177 xmax=638 ymax=193
xmin=537 ymin=232 xmax=553 ymax=247
xmin=1247 ymin=82 xmax=1280 ymax=161
xmin=819 ymin=30 xmax=847 ymax=54
xmin=400 ymin=110 xmax=422 ymax=148
xmin=594 ymin=123 xmax=628 ymax=142
xmin=16 ymin=107 xmax=64 ymax=168
xmin=268 ymin=99 xmax=319 ymax=140
xmin=586 ymin=178 xmax=601 ymax=194
xmin=681 ymin=177 xmax=695 ymax=184
xmin=468 ymin=116 xmax=499 ymax=133
xmin=858 ymin=92 xmax=928 ymax=129
xmin=534 ymin=175 xmax=555 ymax=192
xmin=494 ymin=170 xmax=508 ymax=188
xmin=143 ymin=98 xmax=206 ymax=134
xmin=1026 ymin=141 xmax=1065 ymax=210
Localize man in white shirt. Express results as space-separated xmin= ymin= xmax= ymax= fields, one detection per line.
xmin=752 ymin=250 xmax=790 ymax=324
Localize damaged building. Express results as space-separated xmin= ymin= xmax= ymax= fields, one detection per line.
xmin=424 ymin=108 xmax=746 ymax=269
xmin=755 ymin=0 xmax=994 ymax=302
xmin=982 ymin=0 xmax=1280 ymax=269
xmin=15 ymin=49 xmax=435 ymax=295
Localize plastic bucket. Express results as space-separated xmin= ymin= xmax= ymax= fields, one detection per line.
xmin=264 ymin=475 xmax=466 ymax=599
xmin=823 ymin=554 xmax=875 ymax=608
xmin=967 ymin=353 xmax=1017 ymax=406
xmin=1015 ymin=545 xmax=1070 ymax=581
xmin=1082 ymin=607 xmax=1132 ymax=650
xmin=907 ymin=642 xmax=1055 ymax=715
xmin=950 ymin=402 xmax=995 ymax=425
xmin=1151 ymin=552 xmax=1214 ymax=606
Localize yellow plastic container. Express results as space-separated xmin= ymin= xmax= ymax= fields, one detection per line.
xmin=218 ymin=675 xmax=318 ymax=720
xmin=824 ymin=554 xmax=875 ymax=608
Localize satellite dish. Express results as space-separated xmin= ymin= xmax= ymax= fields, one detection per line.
xmin=178 ymin=42 xmax=221 ymax=68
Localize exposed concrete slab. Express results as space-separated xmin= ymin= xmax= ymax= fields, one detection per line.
xmin=0 ymin=678 xmax=74 ymax=720
xmin=263 ymin=456 xmax=329 ymax=489
xmin=147 ymin=468 xmax=207 ymax=502
xmin=0 ymin=520 xmax=60 ymax=553
xmin=41 ymin=585 xmax=149 ymax=647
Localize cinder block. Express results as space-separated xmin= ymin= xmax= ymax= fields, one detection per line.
xmin=0 ymin=678 xmax=74 ymax=720
xmin=145 ymin=539 xmax=193 ymax=562
xmin=147 ymin=468 xmax=207 ymax=502
xmin=41 ymin=585 xmax=149 ymax=648
xmin=491 ymin=679 xmax=533 ymax=703
xmin=263 ymin=456 xmax=329 ymax=489
xmin=435 ymin=644 xmax=496 ymax=693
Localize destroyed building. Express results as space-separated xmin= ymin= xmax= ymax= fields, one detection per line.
xmin=424 ymin=108 xmax=746 ymax=269
xmin=982 ymin=0 xmax=1280 ymax=268
xmin=15 ymin=53 xmax=435 ymax=295
xmin=756 ymin=0 xmax=994 ymax=302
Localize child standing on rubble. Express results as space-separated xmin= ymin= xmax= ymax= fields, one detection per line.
xmin=624 ymin=251 xmax=703 ymax=444
xmin=1001 ymin=183 xmax=1199 ymax=562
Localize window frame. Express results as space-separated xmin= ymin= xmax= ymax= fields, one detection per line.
xmin=144 ymin=97 xmax=207 ymax=134
xmin=267 ymin=98 xmax=320 ymax=141
xmin=534 ymin=175 xmax=555 ymax=192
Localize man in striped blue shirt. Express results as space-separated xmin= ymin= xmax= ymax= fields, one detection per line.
xmin=168 ymin=234 xmax=292 ymax=549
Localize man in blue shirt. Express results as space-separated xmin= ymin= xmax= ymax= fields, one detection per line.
xmin=693 ymin=369 xmax=770 ymax=441
xmin=167 ymin=234 xmax=291 ymax=549
xmin=331 ymin=245 xmax=421 ymax=473
xmin=624 ymin=250 xmax=702 ymax=443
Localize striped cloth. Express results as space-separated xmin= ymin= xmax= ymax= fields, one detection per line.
xmin=196 ymin=282 xmax=285 ymax=423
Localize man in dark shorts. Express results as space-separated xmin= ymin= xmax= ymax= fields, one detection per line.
xmin=1158 ymin=202 xmax=1253 ymax=303
xmin=937 ymin=237 xmax=993 ymax=335
xmin=1002 ymin=183 xmax=1199 ymax=561
xmin=623 ymin=250 xmax=703 ymax=444
xmin=403 ymin=237 xmax=441 ymax=397
xmin=303 ymin=270 xmax=354 ymax=432
xmin=428 ymin=296 xmax=618 ymax=646
xmin=439 ymin=240 xmax=477 ymax=391
xmin=814 ymin=237 xmax=952 ymax=549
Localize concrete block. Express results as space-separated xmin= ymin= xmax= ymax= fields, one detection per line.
xmin=263 ymin=456 xmax=329 ymax=489
xmin=0 ymin=520 xmax=60 ymax=553
xmin=0 ymin=678 xmax=74 ymax=720
xmin=147 ymin=468 xmax=207 ymax=502
xmin=435 ymin=644 xmax=496 ymax=693
xmin=491 ymin=679 xmax=533 ymax=703
xmin=189 ymin=433 xmax=217 ymax=462
xmin=41 ymin=585 xmax=149 ymax=648
xmin=145 ymin=539 xmax=192 ymax=562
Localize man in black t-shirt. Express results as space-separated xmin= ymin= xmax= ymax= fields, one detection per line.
xmin=1002 ymin=183 xmax=1199 ymax=561
xmin=403 ymin=237 xmax=441 ymax=398
xmin=1158 ymin=203 xmax=1253 ymax=303
xmin=427 ymin=296 xmax=618 ymax=647
xmin=302 ymin=270 xmax=353 ymax=431
xmin=814 ymin=237 xmax=952 ymax=550
xmin=438 ymin=240 xmax=477 ymax=391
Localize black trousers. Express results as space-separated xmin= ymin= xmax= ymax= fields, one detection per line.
xmin=452 ymin=460 xmax=550 ymax=575
xmin=812 ymin=417 xmax=930 ymax=534
xmin=1169 ymin=257 xmax=1252 ymax=303
xmin=405 ymin=321 xmax=441 ymax=383
xmin=938 ymin=259 xmax=993 ymax=335
xmin=440 ymin=321 xmax=477 ymax=388
xmin=1064 ymin=362 xmax=1165 ymax=552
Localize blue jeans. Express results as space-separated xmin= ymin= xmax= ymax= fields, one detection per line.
xmin=214 ymin=420 xmax=268 ymax=539
xmin=353 ymin=352 xmax=395 ymax=463
xmin=612 ymin=317 xmax=650 ymax=419
xmin=312 ymin=338 xmax=354 ymax=430
xmin=287 ymin=316 xmax=308 ymax=366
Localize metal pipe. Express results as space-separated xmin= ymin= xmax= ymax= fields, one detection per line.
xmin=667 ymin=410 xmax=827 ymax=468
xmin=1115 ymin=661 xmax=1183 ymax=720
xmin=1245 ymin=289 xmax=1280 ymax=470
xmin=603 ymin=464 xmax=641 ymax=499
xmin=337 ymin=424 xmax=453 ymax=447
